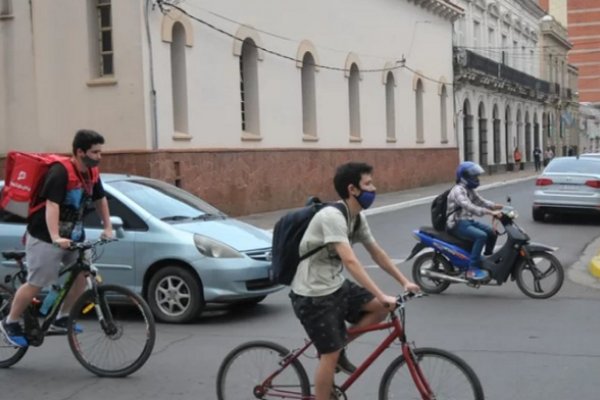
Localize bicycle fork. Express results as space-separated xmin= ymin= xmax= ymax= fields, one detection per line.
xmin=85 ymin=276 xmax=117 ymax=336
xmin=402 ymin=344 xmax=436 ymax=400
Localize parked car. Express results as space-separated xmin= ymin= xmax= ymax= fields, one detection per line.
xmin=0 ymin=174 xmax=282 ymax=323
xmin=532 ymin=156 xmax=600 ymax=222
xmin=580 ymin=152 xmax=600 ymax=159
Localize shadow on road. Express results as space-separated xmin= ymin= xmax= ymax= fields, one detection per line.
xmin=537 ymin=213 xmax=600 ymax=226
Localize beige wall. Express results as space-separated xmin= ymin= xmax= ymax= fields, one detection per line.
xmin=0 ymin=0 xmax=462 ymax=214
xmin=0 ymin=0 xmax=148 ymax=155
xmin=146 ymin=0 xmax=459 ymax=151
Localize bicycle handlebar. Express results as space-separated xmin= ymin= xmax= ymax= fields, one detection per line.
xmin=395 ymin=291 xmax=426 ymax=306
xmin=67 ymin=237 xmax=118 ymax=252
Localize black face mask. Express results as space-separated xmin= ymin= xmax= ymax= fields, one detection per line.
xmin=82 ymin=155 xmax=100 ymax=168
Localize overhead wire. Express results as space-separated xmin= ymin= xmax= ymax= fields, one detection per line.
xmin=156 ymin=0 xmax=455 ymax=85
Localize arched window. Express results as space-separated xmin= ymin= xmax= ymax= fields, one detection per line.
xmin=301 ymin=52 xmax=317 ymax=137
xmin=239 ymin=38 xmax=260 ymax=135
xmin=171 ymin=22 xmax=188 ymax=134
xmin=348 ymin=64 xmax=361 ymax=139
xmin=385 ymin=72 xmax=396 ymax=141
xmin=463 ymin=99 xmax=473 ymax=161
xmin=415 ymin=79 xmax=424 ymax=143
xmin=440 ymin=85 xmax=448 ymax=143
xmin=478 ymin=102 xmax=487 ymax=166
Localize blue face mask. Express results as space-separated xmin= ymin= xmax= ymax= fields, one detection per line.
xmin=355 ymin=190 xmax=376 ymax=209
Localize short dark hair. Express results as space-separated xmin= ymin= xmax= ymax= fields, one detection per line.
xmin=333 ymin=162 xmax=373 ymax=199
xmin=72 ymin=129 xmax=105 ymax=155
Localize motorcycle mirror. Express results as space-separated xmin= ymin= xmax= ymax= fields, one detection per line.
xmin=506 ymin=196 xmax=512 ymax=204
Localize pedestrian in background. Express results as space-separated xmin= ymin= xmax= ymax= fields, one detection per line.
xmin=513 ymin=147 xmax=522 ymax=171
xmin=544 ymin=147 xmax=554 ymax=166
xmin=533 ymin=147 xmax=542 ymax=172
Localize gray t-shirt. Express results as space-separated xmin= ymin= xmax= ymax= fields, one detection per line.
xmin=290 ymin=203 xmax=375 ymax=297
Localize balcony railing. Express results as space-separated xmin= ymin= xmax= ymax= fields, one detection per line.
xmin=460 ymin=50 xmax=554 ymax=95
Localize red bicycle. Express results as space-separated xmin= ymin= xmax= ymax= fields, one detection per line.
xmin=216 ymin=293 xmax=484 ymax=399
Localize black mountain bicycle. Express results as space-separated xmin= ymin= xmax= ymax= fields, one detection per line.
xmin=0 ymin=238 xmax=156 ymax=377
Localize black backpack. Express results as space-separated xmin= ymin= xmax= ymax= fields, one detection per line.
xmin=430 ymin=188 xmax=459 ymax=231
xmin=271 ymin=198 xmax=360 ymax=285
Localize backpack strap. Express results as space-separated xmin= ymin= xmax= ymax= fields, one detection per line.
xmin=446 ymin=186 xmax=461 ymax=218
xmin=298 ymin=202 xmax=360 ymax=262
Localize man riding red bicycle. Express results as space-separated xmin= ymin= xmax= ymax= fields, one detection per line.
xmin=289 ymin=161 xmax=420 ymax=400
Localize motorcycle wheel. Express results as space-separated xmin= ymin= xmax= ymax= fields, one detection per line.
xmin=412 ymin=252 xmax=452 ymax=294
xmin=514 ymin=251 xmax=564 ymax=299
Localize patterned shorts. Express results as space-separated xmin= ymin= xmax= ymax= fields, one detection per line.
xmin=289 ymin=280 xmax=374 ymax=354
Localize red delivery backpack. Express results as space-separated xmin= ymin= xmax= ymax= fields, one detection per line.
xmin=1 ymin=152 xmax=70 ymax=218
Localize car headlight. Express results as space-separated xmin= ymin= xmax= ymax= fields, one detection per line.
xmin=193 ymin=234 xmax=243 ymax=258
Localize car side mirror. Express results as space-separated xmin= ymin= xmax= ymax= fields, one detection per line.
xmin=109 ymin=216 xmax=125 ymax=239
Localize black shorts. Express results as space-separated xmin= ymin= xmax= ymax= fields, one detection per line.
xmin=289 ymin=280 xmax=374 ymax=354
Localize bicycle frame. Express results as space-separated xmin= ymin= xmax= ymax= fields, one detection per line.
xmin=13 ymin=244 xmax=102 ymax=346
xmin=261 ymin=309 xmax=434 ymax=400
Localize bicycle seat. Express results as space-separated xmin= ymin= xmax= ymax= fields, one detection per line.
xmin=2 ymin=250 xmax=26 ymax=261
xmin=418 ymin=226 xmax=473 ymax=252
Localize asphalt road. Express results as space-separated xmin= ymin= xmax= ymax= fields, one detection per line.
xmin=2 ymin=180 xmax=600 ymax=400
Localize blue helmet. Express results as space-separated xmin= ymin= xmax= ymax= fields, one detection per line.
xmin=456 ymin=161 xmax=485 ymax=189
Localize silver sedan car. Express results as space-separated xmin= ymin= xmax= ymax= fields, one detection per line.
xmin=0 ymin=174 xmax=282 ymax=323
xmin=532 ymin=156 xmax=600 ymax=221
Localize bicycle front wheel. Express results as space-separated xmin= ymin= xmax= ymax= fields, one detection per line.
xmin=379 ymin=347 xmax=484 ymax=400
xmin=68 ymin=284 xmax=156 ymax=377
xmin=0 ymin=284 xmax=28 ymax=368
xmin=216 ymin=340 xmax=311 ymax=400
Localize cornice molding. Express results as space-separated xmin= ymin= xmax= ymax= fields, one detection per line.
xmin=405 ymin=0 xmax=464 ymax=21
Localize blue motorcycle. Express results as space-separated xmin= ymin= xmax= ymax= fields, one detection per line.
xmin=407 ymin=207 xmax=564 ymax=299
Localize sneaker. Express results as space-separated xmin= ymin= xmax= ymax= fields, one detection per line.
xmin=466 ymin=268 xmax=489 ymax=281
xmin=335 ymin=349 xmax=356 ymax=375
xmin=49 ymin=317 xmax=83 ymax=334
xmin=0 ymin=318 xmax=28 ymax=348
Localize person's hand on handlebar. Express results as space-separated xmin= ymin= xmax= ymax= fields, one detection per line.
xmin=378 ymin=294 xmax=399 ymax=310
xmin=489 ymin=210 xmax=503 ymax=219
xmin=100 ymin=228 xmax=114 ymax=241
xmin=403 ymin=281 xmax=421 ymax=294
xmin=52 ymin=237 xmax=72 ymax=250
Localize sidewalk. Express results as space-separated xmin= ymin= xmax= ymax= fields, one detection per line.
xmin=239 ymin=167 xmax=539 ymax=230
xmin=238 ymin=166 xmax=600 ymax=290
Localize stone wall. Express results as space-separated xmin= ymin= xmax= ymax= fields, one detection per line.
xmin=0 ymin=148 xmax=459 ymax=216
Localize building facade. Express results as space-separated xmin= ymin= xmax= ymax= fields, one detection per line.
xmin=0 ymin=0 xmax=463 ymax=215
xmin=539 ymin=0 xmax=600 ymax=105
xmin=539 ymin=0 xmax=600 ymax=153
xmin=452 ymin=0 xmax=577 ymax=170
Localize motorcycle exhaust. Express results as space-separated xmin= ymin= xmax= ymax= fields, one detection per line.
xmin=422 ymin=270 xmax=469 ymax=284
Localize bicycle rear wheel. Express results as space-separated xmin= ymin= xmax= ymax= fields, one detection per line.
xmin=379 ymin=347 xmax=484 ymax=400
xmin=68 ymin=284 xmax=156 ymax=377
xmin=216 ymin=340 xmax=311 ymax=399
xmin=0 ymin=284 xmax=28 ymax=368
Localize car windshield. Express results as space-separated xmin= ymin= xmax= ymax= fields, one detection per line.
xmin=109 ymin=179 xmax=226 ymax=221
xmin=545 ymin=158 xmax=600 ymax=174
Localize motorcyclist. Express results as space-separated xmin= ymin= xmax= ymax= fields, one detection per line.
xmin=446 ymin=162 xmax=503 ymax=281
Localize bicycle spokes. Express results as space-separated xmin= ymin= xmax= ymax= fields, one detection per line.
xmin=68 ymin=285 xmax=155 ymax=377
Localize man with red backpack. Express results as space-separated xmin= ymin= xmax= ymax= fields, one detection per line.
xmin=1 ymin=129 xmax=113 ymax=347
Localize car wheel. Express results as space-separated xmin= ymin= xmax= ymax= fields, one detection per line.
xmin=147 ymin=266 xmax=204 ymax=323
xmin=532 ymin=208 xmax=544 ymax=222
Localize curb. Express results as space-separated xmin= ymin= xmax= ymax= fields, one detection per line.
xmin=589 ymin=253 xmax=600 ymax=278
xmin=568 ymin=235 xmax=600 ymax=290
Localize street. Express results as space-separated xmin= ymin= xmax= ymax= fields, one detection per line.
xmin=1 ymin=179 xmax=600 ymax=400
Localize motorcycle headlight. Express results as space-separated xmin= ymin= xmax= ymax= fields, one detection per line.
xmin=193 ymin=234 xmax=243 ymax=258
